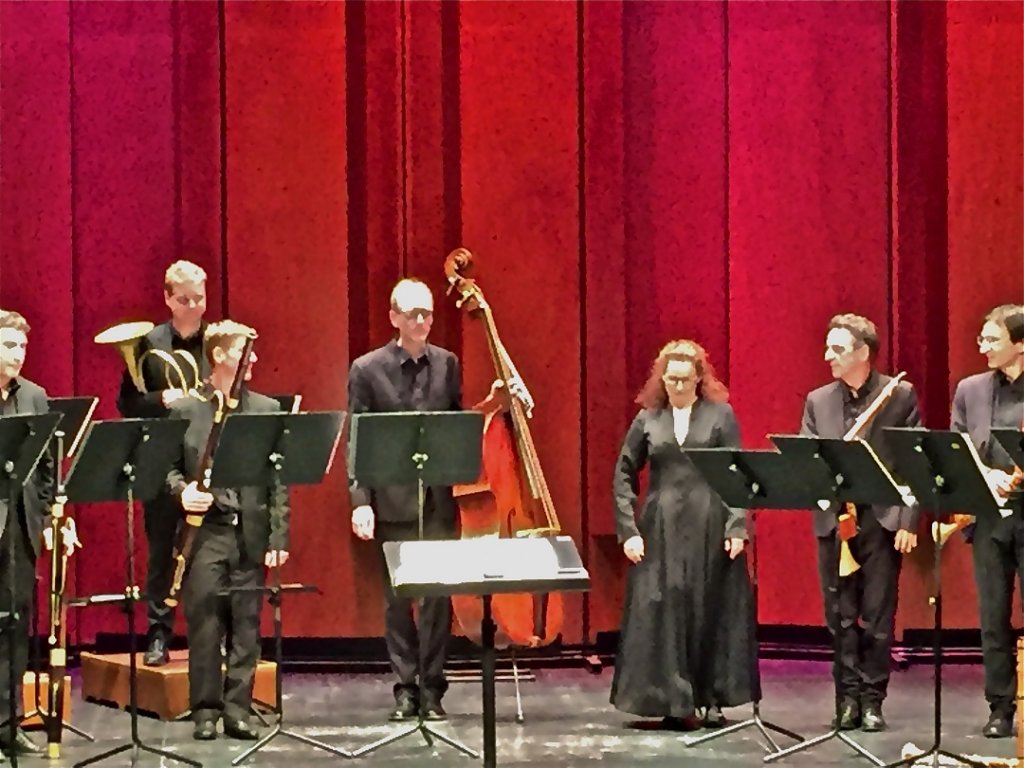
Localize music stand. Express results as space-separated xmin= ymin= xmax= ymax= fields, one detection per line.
xmin=679 ymin=448 xmax=808 ymax=754
xmin=763 ymin=435 xmax=907 ymax=767
xmin=23 ymin=398 xmax=98 ymax=753
xmin=878 ymin=428 xmax=1004 ymax=768
xmin=63 ymin=418 xmax=199 ymax=768
xmin=992 ymin=429 xmax=1024 ymax=470
xmin=379 ymin=536 xmax=590 ymax=768
xmin=0 ymin=411 xmax=61 ymax=767
xmin=206 ymin=409 xmax=351 ymax=763
xmin=347 ymin=410 xmax=483 ymax=760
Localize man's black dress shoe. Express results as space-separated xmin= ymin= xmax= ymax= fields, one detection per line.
xmin=831 ymin=701 xmax=861 ymax=730
xmin=860 ymin=704 xmax=887 ymax=732
xmin=143 ymin=636 xmax=170 ymax=667
xmin=422 ymin=698 xmax=447 ymax=722
xmin=223 ymin=718 xmax=260 ymax=740
xmin=192 ymin=720 xmax=217 ymax=741
xmin=0 ymin=728 xmax=45 ymax=756
xmin=703 ymin=705 xmax=726 ymax=728
xmin=389 ymin=691 xmax=419 ymax=722
xmin=983 ymin=712 xmax=1013 ymax=738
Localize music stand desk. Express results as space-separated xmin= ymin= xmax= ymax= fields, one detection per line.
xmin=381 ymin=536 xmax=590 ymax=768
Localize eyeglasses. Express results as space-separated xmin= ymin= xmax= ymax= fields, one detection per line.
xmin=397 ymin=308 xmax=433 ymax=320
xmin=662 ymin=375 xmax=697 ymax=387
xmin=977 ymin=335 xmax=1004 ymax=347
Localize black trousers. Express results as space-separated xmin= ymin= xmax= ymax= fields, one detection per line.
xmin=0 ymin=516 xmax=35 ymax=728
xmin=971 ymin=513 xmax=1024 ymax=716
xmin=378 ymin=513 xmax=454 ymax=701
xmin=144 ymin=492 xmax=181 ymax=643
xmin=816 ymin=511 xmax=901 ymax=707
xmin=184 ymin=521 xmax=263 ymax=723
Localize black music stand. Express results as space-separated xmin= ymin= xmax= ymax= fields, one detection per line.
xmin=763 ymin=434 xmax=908 ymax=767
xmin=347 ymin=410 xmax=483 ymax=760
xmin=878 ymin=428 xmax=1004 ymax=768
xmin=679 ymin=448 xmax=807 ymax=754
xmin=23 ymin=398 xmax=99 ymax=753
xmin=207 ymin=410 xmax=351 ymax=763
xmin=0 ymin=411 xmax=61 ymax=767
xmin=993 ymin=429 xmax=1024 ymax=471
xmin=63 ymin=418 xmax=199 ymax=768
xmin=380 ymin=536 xmax=590 ymax=768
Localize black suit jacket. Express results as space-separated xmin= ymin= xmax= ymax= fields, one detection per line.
xmin=117 ymin=321 xmax=208 ymax=419
xmin=347 ymin=341 xmax=462 ymax=524
xmin=0 ymin=377 xmax=55 ymax=559
xmin=166 ymin=389 xmax=289 ymax=556
xmin=800 ymin=372 xmax=921 ymax=537
xmin=952 ymin=370 xmax=1021 ymax=539
xmin=952 ymin=370 xmax=1017 ymax=470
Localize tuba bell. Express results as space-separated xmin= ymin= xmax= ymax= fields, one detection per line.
xmin=94 ymin=321 xmax=200 ymax=394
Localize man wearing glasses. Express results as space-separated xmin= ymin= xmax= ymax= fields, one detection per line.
xmin=346 ymin=278 xmax=462 ymax=723
xmin=117 ymin=259 xmax=210 ymax=666
xmin=800 ymin=313 xmax=921 ymax=733
xmin=952 ymin=304 xmax=1024 ymax=738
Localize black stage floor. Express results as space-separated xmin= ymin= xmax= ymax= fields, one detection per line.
xmin=25 ymin=660 xmax=1019 ymax=767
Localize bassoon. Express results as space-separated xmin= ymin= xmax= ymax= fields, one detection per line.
xmin=45 ymin=492 xmax=78 ymax=758
xmin=165 ymin=333 xmax=256 ymax=606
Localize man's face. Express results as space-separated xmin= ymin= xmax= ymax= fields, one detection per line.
xmin=389 ymin=284 xmax=434 ymax=346
xmin=214 ymin=337 xmax=257 ymax=382
xmin=0 ymin=328 xmax=28 ymax=381
xmin=165 ymin=280 xmax=207 ymax=327
xmin=978 ymin=320 xmax=1022 ymax=371
xmin=824 ymin=327 xmax=868 ymax=380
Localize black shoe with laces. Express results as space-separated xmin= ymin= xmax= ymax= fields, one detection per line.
xmin=143 ymin=636 xmax=170 ymax=667
xmin=389 ymin=690 xmax=419 ymax=722
xmin=983 ymin=711 xmax=1013 ymax=738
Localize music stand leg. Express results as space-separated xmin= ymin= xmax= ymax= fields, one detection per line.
xmin=684 ymin=516 xmax=802 ymax=755
xmin=230 ymin=571 xmax=352 ymax=765
xmin=73 ymin=491 xmax=201 ymax=768
xmin=764 ymin=532 xmax=882 ymax=766
xmin=350 ymin=472 xmax=478 ymax=762
xmin=880 ymin=532 xmax=989 ymax=768
xmin=511 ymin=651 xmax=525 ymax=725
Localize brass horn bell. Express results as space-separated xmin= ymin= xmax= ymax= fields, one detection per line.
xmin=94 ymin=321 xmax=200 ymax=394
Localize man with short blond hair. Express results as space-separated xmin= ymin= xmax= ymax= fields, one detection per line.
xmin=166 ymin=320 xmax=287 ymax=741
xmin=117 ymin=259 xmax=210 ymax=665
xmin=0 ymin=309 xmax=52 ymax=758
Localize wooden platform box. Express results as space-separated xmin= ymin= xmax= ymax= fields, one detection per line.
xmin=21 ymin=671 xmax=73 ymax=728
xmin=81 ymin=650 xmax=277 ymax=721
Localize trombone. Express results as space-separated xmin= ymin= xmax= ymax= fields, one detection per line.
xmin=94 ymin=321 xmax=201 ymax=395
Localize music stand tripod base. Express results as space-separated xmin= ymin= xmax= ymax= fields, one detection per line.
xmin=682 ymin=447 xmax=814 ymax=756
xmin=63 ymin=418 xmax=201 ymax=768
xmin=206 ymin=410 xmax=353 ymax=764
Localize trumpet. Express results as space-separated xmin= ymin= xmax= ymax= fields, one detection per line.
xmin=95 ymin=321 xmax=200 ymax=394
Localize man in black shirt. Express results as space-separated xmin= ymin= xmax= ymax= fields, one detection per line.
xmin=801 ymin=313 xmax=920 ymax=732
xmin=117 ymin=260 xmax=209 ymax=666
xmin=952 ymin=303 xmax=1024 ymax=738
xmin=347 ymin=278 xmax=462 ymax=722
xmin=0 ymin=309 xmax=53 ymax=759
xmin=167 ymin=320 xmax=288 ymax=741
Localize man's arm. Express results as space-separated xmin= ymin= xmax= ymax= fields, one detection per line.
xmin=346 ymin=361 xmax=374 ymax=508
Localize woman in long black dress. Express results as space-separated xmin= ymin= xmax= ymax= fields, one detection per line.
xmin=611 ymin=339 xmax=758 ymax=728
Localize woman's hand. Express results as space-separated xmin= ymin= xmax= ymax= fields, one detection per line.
xmin=623 ymin=535 xmax=645 ymax=564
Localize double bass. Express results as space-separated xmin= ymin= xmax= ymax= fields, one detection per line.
xmin=444 ymin=248 xmax=563 ymax=648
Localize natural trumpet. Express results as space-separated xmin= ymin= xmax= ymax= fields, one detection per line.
xmin=95 ymin=321 xmax=200 ymax=394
